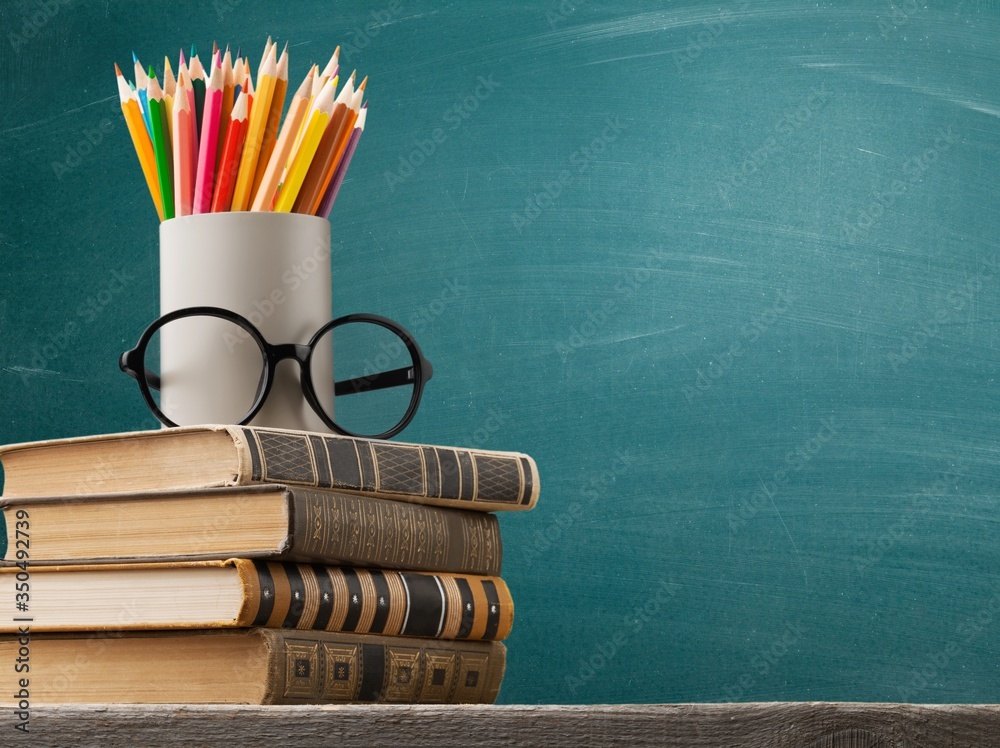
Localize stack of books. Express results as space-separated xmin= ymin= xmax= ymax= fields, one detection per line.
xmin=0 ymin=425 xmax=538 ymax=705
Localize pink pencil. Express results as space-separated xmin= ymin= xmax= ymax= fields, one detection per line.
xmin=194 ymin=53 xmax=224 ymax=213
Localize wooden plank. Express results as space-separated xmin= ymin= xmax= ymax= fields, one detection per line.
xmin=14 ymin=703 xmax=1000 ymax=747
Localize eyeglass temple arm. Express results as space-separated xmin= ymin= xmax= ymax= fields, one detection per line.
xmin=120 ymin=351 xmax=163 ymax=391
xmin=335 ymin=366 xmax=419 ymax=397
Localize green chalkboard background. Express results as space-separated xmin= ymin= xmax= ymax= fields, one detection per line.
xmin=2 ymin=0 xmax=1000 ymax=704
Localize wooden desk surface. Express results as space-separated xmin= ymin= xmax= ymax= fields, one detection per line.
xmin=15 ymin=702 xmax=1000 ymax=747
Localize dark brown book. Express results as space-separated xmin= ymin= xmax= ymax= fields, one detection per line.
xmin=0 ymin=629 xmax=506 ymax=704
xmin=0 ymin=424 xmax=540 ymax=512
xmin=0 ymin=559 xmax=514 ymax=640
xmin=0 ymin=484 xmax=501 ymax=575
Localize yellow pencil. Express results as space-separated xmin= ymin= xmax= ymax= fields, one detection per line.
xmin=272 ymin=78 xmax=336 ymax=213
xmin=230 ymin=43 xmax=277 ymax=211
xmin=251 ymin=67 xmax=313 ymax=211
xmin=249 ymin=41 xmax=288 ymax=205
xmin=115 ymin=63 xmax=164 ymax=220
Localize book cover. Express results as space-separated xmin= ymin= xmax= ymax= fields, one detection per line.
xmin=0 ymin=484 xmax=502 ymax=575
xmin=0 ymin=559 xmax=514 ymax=640
xmin=0 ymin=424 xmax=540 ymax=512
xmin=0 ymin=628 xmax=506 ymax=704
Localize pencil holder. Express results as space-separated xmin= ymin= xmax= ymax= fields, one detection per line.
xmin=159 ymin=212 xmax=333 ymax=431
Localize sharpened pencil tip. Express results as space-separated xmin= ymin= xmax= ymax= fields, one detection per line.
xmin=114 ymin=62 xmax=122 ymax=76
xmin=358 ymin=76 xmax=368 ymax=92
xmin=148 ymin=65 xmax=157 ymax=79
xmin=132 ymin=51 xmax=138 ymax=64
xmin=190 ymin=43 xmax=198 ymax=58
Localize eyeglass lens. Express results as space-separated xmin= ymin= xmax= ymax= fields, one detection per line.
xmin=147 ymin=313 xmax=418 ymax=436
xmin=149 ymin=315 xmax=267 ymax=426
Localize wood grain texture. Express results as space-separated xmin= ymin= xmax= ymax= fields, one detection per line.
xmin=14 ymin=703 xmax=1000 ymax=747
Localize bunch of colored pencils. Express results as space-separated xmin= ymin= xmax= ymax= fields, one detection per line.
xmin=115 ymin=40 xmax=367 ymax=222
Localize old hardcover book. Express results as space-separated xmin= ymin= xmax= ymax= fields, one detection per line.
xmin=0 ymin=484 xmax=501 ymax=574
xmin=0 ymin=628 xmax=506 ymax=704
xmin=0 ymin=559 xmax=514 ymax=640
xmin=0 ymin=424 xmax=540 ymax=511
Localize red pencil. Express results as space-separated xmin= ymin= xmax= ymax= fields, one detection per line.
xmin=210 ymin=91 xmax=249 ymax=212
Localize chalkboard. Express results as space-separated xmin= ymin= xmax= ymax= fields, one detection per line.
xmin=1 ymin=0 xmax=999 ymax=705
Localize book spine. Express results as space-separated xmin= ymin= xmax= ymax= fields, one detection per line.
xmin=289 ymin=488 xmax=502 ymax=575
xmin=240 ymin=561 xmax=513 ymax=641
xmin=238 ymin=426 xmax=539 ymax=511
xmin=261 ymin=629 xmax=506 ymax=704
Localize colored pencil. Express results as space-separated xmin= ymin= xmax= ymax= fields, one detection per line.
xmin=194 ymin=58 xmax=224 ymax=214
xmin=115 ymin=63 xmax=164 ymax=221
xmin=231 ymin=43 xmax=276 ymax=211
xmin=171 ymin=77 xmax=196 ymax=216
xmin=163 ymin=56 xmax=176 ymax=98
xmin=251 ymin=68 xmax=313 ymax=212
xmin=250 ymin=41 xmax=288 ymax=205
xmin=319 ymin=103 xmax=366 ymax=219
xmin=215 ymin=47 xmax=234 ymax=171
xmin=133 ymin=53 xmax=151 ymax=136
xmin=146 ymin=70 xmax=174 ymax=220
xmin=272 ymin=78 xmax=336 ymax=213
xmin=116 ymin=40 xmax=366 ymax=221
xmin=210 ymin=91 xmax=249 ymax=213
xmin=291 ymin=78 xmax=353 ymax=215
xmin=303 ymin=76 xmax=365 ymax=215
xmin=189 ymin=51 xmax=207 ymax=141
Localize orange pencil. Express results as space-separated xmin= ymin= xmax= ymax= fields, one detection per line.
xmin=291 ymin=79 xmax=353 ymax=215
xmin=211 ymin=91 xmax=249 ymax=212
xmin=115 ymin=62 xmax=163 ymax=220
xmin=251 ymin=68 xmax=313 ymax=211
xmin=304 ymin=76 xmax=365 ymax=215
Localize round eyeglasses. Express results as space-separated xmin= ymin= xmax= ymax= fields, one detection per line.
xmin=119 ymin=306 xmax=433 ymax=439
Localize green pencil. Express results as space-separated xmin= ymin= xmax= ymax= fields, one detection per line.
xmin=146 ymin=67 xmax=175 ymax=220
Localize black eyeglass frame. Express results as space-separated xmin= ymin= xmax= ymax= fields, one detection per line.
xmin=119 ymin=305 xmax=433 ymax=440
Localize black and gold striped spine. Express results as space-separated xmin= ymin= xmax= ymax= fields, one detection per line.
xmin=245 ymin=561 xmax=514 ymax=641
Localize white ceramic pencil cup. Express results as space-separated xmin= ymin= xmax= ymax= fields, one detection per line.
xmin=159 ymin=212 xmax=333 ymax=431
